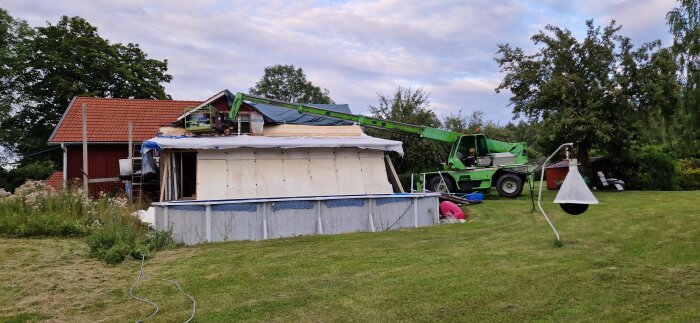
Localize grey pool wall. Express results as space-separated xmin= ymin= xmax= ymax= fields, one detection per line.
xmin=152 ymin=193 xmax=440 ymax=245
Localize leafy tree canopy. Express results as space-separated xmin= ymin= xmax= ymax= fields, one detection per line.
xmin=667 ymin=0 xmax=700 ymax=156
xmin=495 ymin=19 xmax=679 ymax=164
xmin=0 ymin=11 xmax=172 ymax=165
xmin=249 ymin=64 xmax=333 ymax=103
xmin=367 ymin=86 xmax=448 ymax=173
xmin=0 ymin=8 xmax=33 ymax=116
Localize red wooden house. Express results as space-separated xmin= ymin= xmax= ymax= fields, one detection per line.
xmin=48 ymin=96 xmax=202 ymax=194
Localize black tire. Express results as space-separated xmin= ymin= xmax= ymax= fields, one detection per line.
xmin=428 ymin=175 xmax=454 ymax=193
xmin=495 ymin=173 xmax=523 ymax=198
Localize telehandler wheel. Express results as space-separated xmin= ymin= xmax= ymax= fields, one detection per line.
xmin=428 ymin=175 xmax=454 ymax=194
xmin=495 ymin=173 xmax=523 ymax=198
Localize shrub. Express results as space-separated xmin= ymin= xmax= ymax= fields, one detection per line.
xmin=615 ymin=146 xmax=678 ymax=190
xmin=677 ymin=158 xmax=700 ymax=190
xmin=130 ymin=244 xmax=152 ymax=261
xmin=104 ymin=242 xmax=133 ymax=265
xmin=0 ymin=179 xmax=181 ymax=264
xmin=144 ymin=228 xmax=180 ymax=251
xmin=87 ymin=225 xmax=179 ymax=264
xmin=86 ymin=219 xmax=138 ymax=259
xmin=0 ymin=182 xmax=94 ymax=237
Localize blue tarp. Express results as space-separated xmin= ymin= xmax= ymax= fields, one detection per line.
xmin=249 ymin=102 xmax=353 ymax=126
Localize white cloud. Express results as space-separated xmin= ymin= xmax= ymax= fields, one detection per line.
xmin=2 ymin=0 xmax=675 ymax=123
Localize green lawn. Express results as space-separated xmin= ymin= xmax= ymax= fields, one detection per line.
xmin=1 ymin=188 xmax=699 ymax=322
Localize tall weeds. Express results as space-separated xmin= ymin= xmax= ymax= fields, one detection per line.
xmin=0 ymin=181 xmax=178 ymax=264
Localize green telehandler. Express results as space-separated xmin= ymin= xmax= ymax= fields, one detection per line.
xmin=193 ymin=92 xmax=530 ymax=198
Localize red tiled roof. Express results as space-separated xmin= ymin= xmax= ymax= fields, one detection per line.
xmin=45 ymin=171 xmax=64 ymax=190
xmin=49 ymin=97 xmax=202 ymax=143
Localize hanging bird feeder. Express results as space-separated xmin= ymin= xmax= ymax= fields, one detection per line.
xmin=537 ymin=143 xmax=598 ymax=244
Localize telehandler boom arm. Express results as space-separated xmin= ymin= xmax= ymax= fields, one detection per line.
xmin=230 ymin=92 xmax=462 ymax=143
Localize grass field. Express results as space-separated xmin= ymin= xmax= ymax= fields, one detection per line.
xmin=1 ymin=188 xmax=699 ymax=322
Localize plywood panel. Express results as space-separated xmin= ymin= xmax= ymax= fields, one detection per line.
xmin=195 ymin=147 xmax=392 ymax=199
xmin=226 ymin=148 xmax=256 ymax=160
xmin=310 ymin=158 xmax=339 ymax=196
xmin=309 ymin=148 xmax=335 ymax=159
xmin=227 ymin=159 xmax=257 ymax=198
xmin=197 ymin=159 xmax=227 ymax=200
xmin=256 ymin=149 xmax=282 ymax=160
xmin=334 ymin=148 xmax=360 ymax=159
xmin=197 ymin=150 xmax=227 ymax=160
xmin=263 ymin=125 xmax=363 ymax=137
xmin=359 ymin=149 xmax=385 ymax=159
xmin=282 ymin=148 xmax=309 ymax=160
xmin=360 ymin=155 xmax=393 ymax=194
xmin=283 ymin=159 xmax=313 ymax=196
xmin=335 ymin=157 xmax=365 ymax=195
xmin=256 ymin=158 xmax=286 ymax=197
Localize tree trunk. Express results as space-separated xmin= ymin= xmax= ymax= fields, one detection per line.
xmin=576 ymin=139 xmax=592 ymax=179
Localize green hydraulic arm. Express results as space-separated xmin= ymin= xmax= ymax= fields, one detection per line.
xmin=230 ymin=92 xmax=462 ymax=143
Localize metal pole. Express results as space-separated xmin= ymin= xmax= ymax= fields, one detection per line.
xmin=82 ymin=103 xmax=89 ymax=194
xmin=529 ymin=171 xmax=536 ymax=211
xmin=316 ymin=200 xmax=323 ymax=234
xmin=205 ymin=205 xmax=212 ymax=242
xmin=369 ymin=200 xmax=376 ymax=232
xmin=262 ymin=202 xmax=268 ymax=240
xmin=537 ymin=143 xmax=573 ymax=242
xmin=413 ymin=197 xmax=418 ymax=228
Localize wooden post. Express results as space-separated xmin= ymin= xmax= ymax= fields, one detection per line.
xmin=128 ymin=122 xmax=133 ymax=159
xmin=61 ymin=143 xmax=67 ymax=188
xmin=159 ymin=152 xmax=169 ymax=202
xmin=384 ymin=155 xmax=404 ymax=193
xmin=82 ymin=103 xmax=88 ymax=194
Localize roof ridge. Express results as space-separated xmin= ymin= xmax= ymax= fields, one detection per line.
xmin=74 ymin=96 xmax=201 ymax=103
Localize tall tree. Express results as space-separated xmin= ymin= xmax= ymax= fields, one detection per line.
xmin=0 ymin=14 xmax=172 ymax=164
xmin=495 ymin=20 xmax=678 ymax=165
xmin=667 ymin=0 xmax=700 ymax=156
xmin=0 ymin=8 xmax=33 ymax=163
xmin=443 ymin=110 xmax=511 ymax=140
xmin=249 ymin=64 xmax=333 ymax=103
xmin=367 ymin=86 xmax=449 ymax=174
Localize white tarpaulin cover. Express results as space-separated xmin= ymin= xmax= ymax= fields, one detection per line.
xmin=143 ymin=134 xmax=404 ymax=155
xmin=554 ymin=162 xmax=599 ymax=204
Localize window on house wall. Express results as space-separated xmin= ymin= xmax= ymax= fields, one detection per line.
xmin=239 ymin=112 xmax=251 ymax=134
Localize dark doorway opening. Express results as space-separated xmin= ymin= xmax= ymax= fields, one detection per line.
xmin=174 ymin=151 xmax=197 ymax=200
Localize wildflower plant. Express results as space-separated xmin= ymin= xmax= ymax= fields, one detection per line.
xmin=0 ymin=179 xmax=178 ymax=264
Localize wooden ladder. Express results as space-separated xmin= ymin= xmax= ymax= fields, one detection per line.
xmin=131 ymin=157 xmax=143 ymax=206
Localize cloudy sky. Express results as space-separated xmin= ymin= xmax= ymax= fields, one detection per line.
xmin=3 ymin=0 xmax=677 ymax=123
